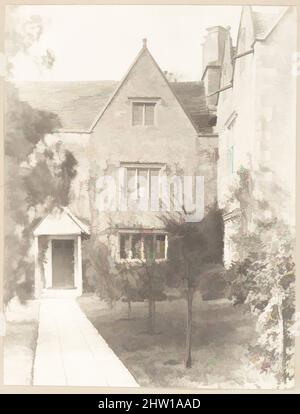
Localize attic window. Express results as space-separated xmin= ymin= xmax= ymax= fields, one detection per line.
xmin=132 ymin=102 xmax=156 ymax=126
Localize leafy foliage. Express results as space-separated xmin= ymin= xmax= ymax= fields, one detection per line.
xmin=161 ymin=205 xmax=225 ymax=292
xmin=4 ymin=83 xmax=77 ymax=305
xmin=6 ymin=6 xmax=56 ymax=75
xmin=224 ymin=167 xmax=295 ymax=386
xmin=82 ymin=235 xmax=120 ymax=308
xmin=161 ymin=205 xmax=225 ymax=367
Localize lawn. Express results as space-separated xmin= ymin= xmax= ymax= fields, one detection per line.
xmin=78 ymin=294 xmax=276 ymax=389
xmin=4 ymin=298 xmax=40 ymax=385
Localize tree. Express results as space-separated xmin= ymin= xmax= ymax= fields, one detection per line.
xmin=4 ymin=9 xmax=77 ymax=305
xmin=115 ymin=262 xmax=141 ymax=319
xmin=161 ymin=205 xmax=224 ymax=368
xmin=226 ymin=219 xmax=295 ymax=385
xmin=4 ymin=84 xmax=78 ymax=305
xmin=136 ymin=255 xmax=167 ymax=335
xmin=82 ymin=235 xmax=120 ymax=308
xmin=5 ymin=6 xmax=56 ymax=76
xmin=224 ymin=167 xmax=296 ymax=386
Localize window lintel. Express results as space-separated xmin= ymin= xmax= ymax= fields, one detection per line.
xmin=128 ymin=97 xmax=161 ymax=103
xmin=120 ymin=162 xmax=165 ymax=169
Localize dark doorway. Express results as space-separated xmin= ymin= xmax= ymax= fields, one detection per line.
xmin=52 ymin=239 xmax=75 ymax=288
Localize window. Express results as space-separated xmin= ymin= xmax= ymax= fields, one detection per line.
xmin=119 ymin=232 xmax=167 ymax=261
xmin=132 ymin=102 xmax=156 ymax=126
xmin=124 ymin=163 xmax=164 ymax=210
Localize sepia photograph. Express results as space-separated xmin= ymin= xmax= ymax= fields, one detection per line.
xmin=2 ymin=3 xmax=297 ymax=391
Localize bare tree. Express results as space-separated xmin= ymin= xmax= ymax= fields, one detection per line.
xmin=161 ymin=206 xmax=224 ymax=368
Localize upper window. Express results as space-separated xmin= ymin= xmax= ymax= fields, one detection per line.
xmin=126 ymin=165 xmax=162 ymax=210
xmin=121 ymin=162 xmax=165 ymax=211
xmin=132 ymin=102 xmax=156 ymax=126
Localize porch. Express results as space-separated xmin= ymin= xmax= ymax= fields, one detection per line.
xmin=33 ymin=207 xmax=90 ymax=298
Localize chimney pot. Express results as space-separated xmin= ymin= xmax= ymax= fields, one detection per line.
xmin=142 ymin=38 xmax=147 ymax=48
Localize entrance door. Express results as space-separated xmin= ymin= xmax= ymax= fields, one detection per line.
xmin=52 ymin=239 xmax=75 ymax=288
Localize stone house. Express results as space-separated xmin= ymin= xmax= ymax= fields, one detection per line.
xmin=18 ymin=39 xmax=218 ymax=296
xmin=201 ymin=6 xmax=296 ymax=265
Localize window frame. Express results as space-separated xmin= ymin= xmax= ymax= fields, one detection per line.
xmin=121 ymin=162 xmax=166 ymax=211
xmin=129 ymin=98 xmax=160 ymax=127
xmin=118 ymin=230 xmax=168 ymax=263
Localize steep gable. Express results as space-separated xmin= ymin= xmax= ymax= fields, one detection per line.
xmin=235 ymin=6 xmax=256 ymax=56
xmin=14 ymin=78 xmax=211 ymax=134
xmin=88 ymin=41 xmax=214 ymax=177
xmin=252 ymin=6 xmax=287 ymax=40
xmin=91 ymin=42 xmax=201 ymax=135
xmin=219 ymin=30 xmax=234 ymax=89
xmin=33 ymin=207 xmax=90 ymax=236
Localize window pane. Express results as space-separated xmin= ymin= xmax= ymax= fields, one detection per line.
xmin=144 ymin=235 xmax=154 ymax=261
xmin=132 ymin=103 xmax=143 ymax=125
xmin=137 ymin=169 xmax=148 ymax=210
xmin=127 ymin=168 xmax=137 ymax=207
xmin=156 ymin=234 xmax=166 ymax=259
xmin=149 ymin=169 xmax=160 ymax=210
xmin=120 ymin=234 xmax=131 ymax=259
xmin=144 ymin=103 xmax=155 ymax=125
xmin=132 ymin=234 xmax=142 ymax=259
xmin=137 ymin=169 xmax=148 ymax=198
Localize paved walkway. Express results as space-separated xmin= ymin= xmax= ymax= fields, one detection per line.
xmin=33 ymin=297 xmax=139 ymax=387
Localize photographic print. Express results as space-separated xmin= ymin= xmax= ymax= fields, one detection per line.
xmin=3 ymin=4 xmax=297 ymax=389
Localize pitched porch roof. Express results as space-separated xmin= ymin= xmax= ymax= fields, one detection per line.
xmin=33 ymin=207 xmax=90 ymax=236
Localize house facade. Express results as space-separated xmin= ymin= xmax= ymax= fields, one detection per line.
xmin=17 ymin=6 xmax=296 ymax=296
xmin=201 ymin=6 xmax=296 ymax=265
xmin=22 ymin=39 xmax=218 ymax=297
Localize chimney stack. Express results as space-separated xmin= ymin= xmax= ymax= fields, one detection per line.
xmin=201 ymin=26 xmax=228 ymax=107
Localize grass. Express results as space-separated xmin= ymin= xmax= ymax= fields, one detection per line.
xmin=4 ymin=298 xmax=40 ymax=385
xmin=78 ymin=293 xmax=276 ymax=389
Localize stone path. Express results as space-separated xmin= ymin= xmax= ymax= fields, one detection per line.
xmin=33 ymin=296 xmax=139 ymax=387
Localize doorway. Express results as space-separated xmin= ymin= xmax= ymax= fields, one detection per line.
xmin=52 ymin=239 xmax=75 ymax=288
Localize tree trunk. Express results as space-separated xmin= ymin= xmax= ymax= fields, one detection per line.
xmin=88 ymin=176 xmax=97 ymax=233
xmin=148 ymin=299 xmax=156 ymax=334
xmin=148 ymin=266 xmax=156 ymax=334
xmin=127 ymin=300 xmax=132 ymax=319
xmin=185 ymin=285 xmax=193 ymax=368
xmin=277 ymin=299 xmax=286 ymax=384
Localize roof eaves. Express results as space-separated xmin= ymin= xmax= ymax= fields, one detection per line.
xmin=145 ymin=50 xmax=201 ymax=134
xmin=88 ymin=46 xmax=147 ymax=132
xmin=53 ymin=128 xmax=91 ymax=134
xmin=254 ymin=7 xmax=289 ymax=42
xmin=197 ymin=133 xmax=218 ymax=138
xmin=207 ymin=82 xmax=233 ymax=97
xmin=33 ymin=206 xmax=90 ymax=236
xmin=63 ymin=207 xmax=90 ymax=235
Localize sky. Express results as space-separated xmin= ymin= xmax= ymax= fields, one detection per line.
xmin=6 ymin=5 xmax=282 ymax=82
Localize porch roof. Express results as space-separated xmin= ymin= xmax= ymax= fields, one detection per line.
xmin=33 ymin=207 xmax=90 ymax=237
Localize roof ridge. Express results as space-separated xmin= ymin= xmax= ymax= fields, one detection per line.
xmin=14 ymin=48 xmax=212 ymax=134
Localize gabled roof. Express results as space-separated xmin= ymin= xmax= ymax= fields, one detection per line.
xmin=169 ymin=81 xmax=211 ymax=133
xmin=216 ymin=6 xmax=290 ymax=99
xmin=14 ymin=80 xmax=118 ymax=132
xmin=251 ymin=6 xmax=288 ymax=41
xmin=33 ymin=206 xmax=90 ymax=236
xmin=14 ymin=43 xmax=212 ymax=134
